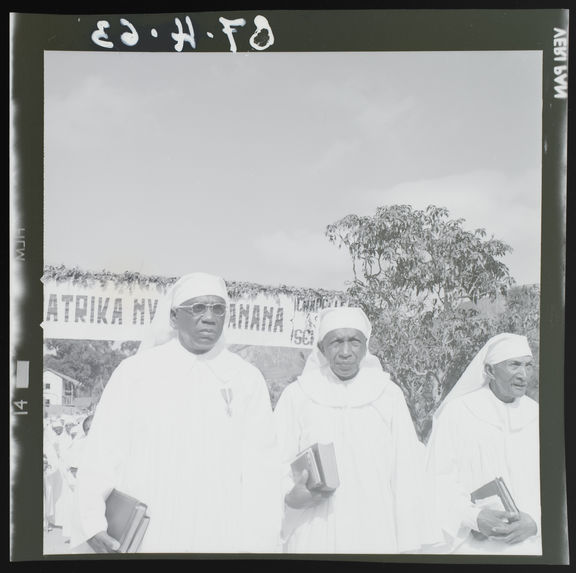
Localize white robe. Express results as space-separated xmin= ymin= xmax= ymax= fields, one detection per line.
xmin=43 ymin=432 xmax=63 ymax=527
xmin=57 ymin=435 xmax=88 ymax=540
xmin=274 ymin=366 xmax=425 ymax=554
xmin=424 ymin=384 xmax=541 ymax=555
xmin=54 ymin=434 xmax=80 ymax=536
xmin=73 ymin=338 xmax=282 ymax=553
xmin=44 ymin=429 xmax=72 ymax=527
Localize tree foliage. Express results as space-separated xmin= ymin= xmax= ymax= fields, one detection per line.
xmin=44 ymin=339 xmax=139 ymax=400
xmin=326 ymin=204 xmax=537 ymax=441
xmin=326 ymin=205 xmax=513 ymax=312
xmin=495 ymin=284 xmax=540 ymax=401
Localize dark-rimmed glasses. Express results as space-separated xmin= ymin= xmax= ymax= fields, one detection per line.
xmin=175 ymin=303 xmax=227 ymax=316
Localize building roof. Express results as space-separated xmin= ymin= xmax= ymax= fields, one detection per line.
xmin=43 ymin=367 xmax=81 ymax=387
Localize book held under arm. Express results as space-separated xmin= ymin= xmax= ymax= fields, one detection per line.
xmin=290 ymin=442 xmax=340 ymax=492
xmin=105 ymin=489 xmax=149 ymax=553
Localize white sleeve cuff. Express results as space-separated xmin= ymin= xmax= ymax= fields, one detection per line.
xmin=280 ymin=504 xmax=304 ymax=544
xmin=463 ymin=505 xmax=483 ymax=531
xmin=281 ymin=474 xmax=295 ymax=498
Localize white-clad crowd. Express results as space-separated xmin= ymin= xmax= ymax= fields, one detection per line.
xmin=43 ymin=411 xmax=93 ymax=540
xmin=44 ymin=271 xmax=542 ymax=556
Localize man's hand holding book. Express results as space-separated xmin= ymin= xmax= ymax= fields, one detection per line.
xmin=285 ymin=469 xmax=333 ymax=509
xmin=87 ymin=531 xmax=121 ymax=553
xmin=286 ymin=443 xmax=340 ymax=510
xmin=471 ymin=477 xmax=537 ymax=544
xmin=476 ymin=510 xmax=537 ymax=544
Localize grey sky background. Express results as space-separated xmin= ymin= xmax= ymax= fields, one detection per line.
xmin=44 ymin=50 xmax=542 ymax=290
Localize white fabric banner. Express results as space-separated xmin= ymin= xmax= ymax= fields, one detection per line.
xmin=41 ymin=279 xmax=347 ymax=349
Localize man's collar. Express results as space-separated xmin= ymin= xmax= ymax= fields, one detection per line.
xmin=297 ymin=365 xmax=391 ymax=408
xmin=171 ymin=336 xmax=226 ymax=361
xmin=167 ymin=337 xmax=239 ymax=385
xmin=461 ymin=384 xmax=538 ymax=430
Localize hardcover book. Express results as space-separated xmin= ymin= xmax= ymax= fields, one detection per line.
xmin=127 ymin=516 xmax=150 ymax=553
xmin=471 ymin=476 xmax=519 ymax=514
xmin=291 ymin=442 xmax=340 ymax=492
xmin=105 ymin=489 xmax=149 ymax=553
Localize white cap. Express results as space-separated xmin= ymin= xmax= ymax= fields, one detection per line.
xmin=317 ymin=306 xmax=372 ymax=342
xmin=170 ymin=272 xmax=229 ymax=308
xmin=484 ymin=334 xmax=533 ymax=365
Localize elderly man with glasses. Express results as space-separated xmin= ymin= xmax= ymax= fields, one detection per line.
xmin=73 ymin=273 xmax=281 ymax=554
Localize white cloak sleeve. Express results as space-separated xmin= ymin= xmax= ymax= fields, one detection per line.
xmin=239 ymin=369 xmax=283 ymax=553
xmin=424 ymin=402 xmax=482 ymax=546
xmin=388 ymin=387 xmax=427 ymax=553
xmin=74 ymin=359 xmax=135 ymax=543
xmin=273 ymin=384 xmax=301 ymax=497
xmin=272 ymin=383 xmax=306 ymax=543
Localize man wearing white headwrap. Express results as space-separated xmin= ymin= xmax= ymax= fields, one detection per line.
xmin=73 ymin=272 xmax=282 ymax=554
xmin=274 ymin=307 xmax=425 ymax=554
xmin=424 ymin=332 xmax=541 ymax=555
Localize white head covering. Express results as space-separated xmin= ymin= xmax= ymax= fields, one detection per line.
xmin=434 ymin=332 xmax=533 ymax=417
xmin=316 ymin=306 xmax=372 ymax=342
xmin=302 ymin=306 xmax=381 ymax=375
xmin=484 ymin=334 xmax=533 ymax=366
xmin=138 ymin=272 xmax=230 ymax=352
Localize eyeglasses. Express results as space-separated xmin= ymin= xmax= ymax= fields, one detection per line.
xmin=175 ymin=303 xmax=227 ymax=316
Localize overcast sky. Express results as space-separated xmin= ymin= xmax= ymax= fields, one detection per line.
xmin=44 ymin=50 xmax=542 ymax=290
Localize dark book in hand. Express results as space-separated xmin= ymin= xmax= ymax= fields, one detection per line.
xmin=470 ymin=477 xmax=519 ymax=540
xmin=470 ymin=476 xmax=519 ymax=514
xmin=291 ymin=442 xmax=340 ymax=492
xmin=105 ymin=489 xmax=149 ymax=553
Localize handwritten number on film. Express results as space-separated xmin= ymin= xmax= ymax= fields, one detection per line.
xmin=119 ymin=18 xmax=139 ymax=47
xmin=91 ymin=20 xmax=113 ymax=49
xmin=90 ymin=15 xmax=274 ymax=52
xmin=172 ymin=16 xmax=196 ymax=51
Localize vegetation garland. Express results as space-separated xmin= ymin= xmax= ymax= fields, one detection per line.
xmin=42 ymin=264 xmax=348 ymax=303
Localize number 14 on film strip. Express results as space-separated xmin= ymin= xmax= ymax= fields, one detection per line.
xmin=13 ymin=361 xmax=29 ymax=416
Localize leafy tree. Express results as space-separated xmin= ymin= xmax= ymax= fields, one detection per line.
xmin=44 ymin=339 xmax=138 ymax=401
xmin=326 ymin=205 xmax=513 ymax=312
xmin=326 ymin=205 xmax=516 ymax=441
xmin=120 ymin=340 xmax=141 ymax=358
xmin=496 ymin=284 xmax=540 ymax=400
xmin=496 ymin=285 xmax=540 ymax=341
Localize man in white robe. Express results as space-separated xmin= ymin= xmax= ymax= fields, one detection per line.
xmin=63 ymin=415 xmax=79 ymax=442
xmin=424 ymin=333 xmax=541 ymax=555
xmin=58 ymin=415 xmax=94 ymax=543
xmin=54 ymin=415 xmax=82 ymax=538
xmin=43 ymin=419 xmax=65 ymax=530
xmin=274 ymin=307 xmax=425 ymax=554
xmin=73 ymin=273 xmax=282 ymax=554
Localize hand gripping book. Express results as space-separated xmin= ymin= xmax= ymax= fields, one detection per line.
xmin=105 ymin=489 xmax=149 ymax=553
xmin=470 ymin=476 xmax=520 ymax=514
xmin=290 ymin=442 xmax=340 ymax=492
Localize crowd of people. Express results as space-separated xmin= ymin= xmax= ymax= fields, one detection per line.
xmin=43 ymin=271 xmax=542 ymax=556
xmin=43 ymin=411 xmax=93 ymax=542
